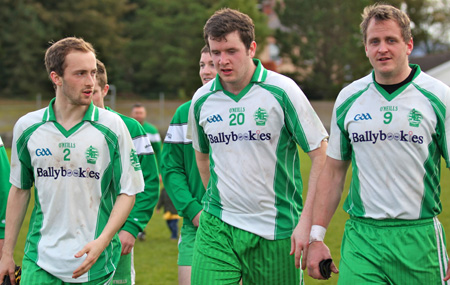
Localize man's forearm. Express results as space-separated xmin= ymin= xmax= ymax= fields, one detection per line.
xmin=301 ymin=141 xmax=328 ymax=223
xmin=195 ymin=150 xmax=210 ymax=189
xmin=312 ymin=157 xmax=350 ymax=228
xmin=97 ymin=194 xmax=135 ymax=244
xmin=2 ymin=186 xmax=30 ymax=257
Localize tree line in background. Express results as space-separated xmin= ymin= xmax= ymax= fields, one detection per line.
xmin=1 ymin=0 xmax=449 ymax=100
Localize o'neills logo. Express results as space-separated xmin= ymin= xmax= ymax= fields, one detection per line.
xmin=351 ymin=130 xmax=423 ymax=144
xmin=208 ymin=130 xmax=271 ymax=145
xmin=36 ymin=167 xmax=100 ymax=180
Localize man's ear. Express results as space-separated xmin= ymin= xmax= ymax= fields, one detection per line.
xmin=50 ymin=71 xmax=62 ymax=86
xmin=103 ymin=84 xmax=110 ymax=98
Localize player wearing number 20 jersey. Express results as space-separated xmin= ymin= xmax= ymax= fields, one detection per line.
xmin=10 ymin=99 xmax=144 ymax=282
xmin=328 ymin=64 xmax=450 ymax=219
xmin=188 ymin=59 xmax=328 ymax=240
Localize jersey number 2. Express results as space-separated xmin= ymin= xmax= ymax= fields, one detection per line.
xmin=63 ymin=148 xmax=71 ymax=161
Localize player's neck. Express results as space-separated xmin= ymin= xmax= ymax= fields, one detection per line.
xmin=53 ymin=96 xmax=89 ymax=130
xmin=222 ymin=62 xmax=256 ymax=95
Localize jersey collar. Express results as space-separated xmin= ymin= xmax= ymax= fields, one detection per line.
xmin=210 ymin=59 xmax=268 ymax=91
xmin=42 ymin=98 xmax=100 ymax=122
xmin=373 ymin=64 xmax=422 ymax=102
xmin=210 ymin=59 xmax=268 ymax=102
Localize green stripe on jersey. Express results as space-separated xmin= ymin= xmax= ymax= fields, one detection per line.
xmin=24 ymin=186 xmax=44 ymax=261
xmin=335 ymin=84 xmax=371 ymax=217
xmin=16 ymin=122 xmax=46 ymax=189
xmin=335 ymin=83 xmax=372 ymax=160
xmin=193 ymin=92 xmax=215 ymax=153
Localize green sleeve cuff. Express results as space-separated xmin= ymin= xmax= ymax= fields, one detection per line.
xmin=184 ymin=201 xmax=203 ymax=222
xmin=121 ymin=222 xmax=141 ymax=238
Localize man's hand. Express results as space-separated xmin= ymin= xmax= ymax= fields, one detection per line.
xmin=290 ymin=219 xmax=310 ymax=269
xmin=307 ymin=241 xmax=338 ymax=279
xmin=0 ymin=254 xmax=16 ymax=285
xmin=444 ymin=265 xmax=450 ymax=281
xmin=192 ymin=211 xmax=202 ymax=227
xmin=119 ymin=230 xmax=136 ymax=256
xmin=72 ymin=238 xmax=109 ymax=279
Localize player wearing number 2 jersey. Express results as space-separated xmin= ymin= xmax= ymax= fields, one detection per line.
xmin=0 ymin=37 xmax=144 ymax=284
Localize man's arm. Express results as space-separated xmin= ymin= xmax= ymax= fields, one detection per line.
xmin=195 ymin=151 xmax=210 ymax=189
xmin=161 ymin=141 xmax=203 ymax=226
xmin=290 ymin=140 xmax=327 ymax=269
xmin=307 ymin=157 xmax=350 ymax=279
xmin=0 ymin=186 xmax=30 ymax=285
xmin=72 ymin=193 xmax=135 ymax=279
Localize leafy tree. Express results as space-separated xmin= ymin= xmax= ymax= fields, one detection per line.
xmin=275 ymin=0 xmax=372 ymax=99
xmin=0 ymin=0 xmax=50 ymax=98
xmin=32 ymin=0 xmax=132 ymax=97
xmin=124 ymin=0 xmax=269 ymax=99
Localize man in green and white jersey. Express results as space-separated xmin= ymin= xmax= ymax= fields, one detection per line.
xmin=307 ymin=4 xmax=450 ymax=284
xmin=131 ymin=104 xmax=162 ymax=168
xmin=0 ymin=37 xmax=144 ymax=284
xmin=187 ymin=9 xmax=328 ymax=284
xmin=161 ymin=45 xmax=216 ymax=285
xmin=0 ymin=135 xmax=11 ymax=259
xmin=93 ymin=60 xmax=160 ymax=285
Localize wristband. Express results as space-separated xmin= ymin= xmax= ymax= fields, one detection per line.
xmin=309 ymin=225 xmax=326 ymax=244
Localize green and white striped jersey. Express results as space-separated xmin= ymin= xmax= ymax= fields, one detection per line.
xmin=328 ymin=65 xmax=450 ymax=220
xmin=188 ymin=59 xmax=328 ymax=240
xmin=10 ymin=99 xmax=144 ymax=282
xmin=161 ymin=101 xmax=205 ymax=226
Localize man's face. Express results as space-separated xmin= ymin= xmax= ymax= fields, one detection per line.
xmin=208 ymin=31 xmax=256 ymax=93
xmin=131 ymin=106 xmax=146 ymax=124
xmin=199 ymin=52 xmax=216 ymax=85
xmin=365 ymin=18 xmax=413 ymax=84
xmin=92 ymin=81 xmax=109 ymax=108
xmin=54 ymin=51 xmax=97 ymax=106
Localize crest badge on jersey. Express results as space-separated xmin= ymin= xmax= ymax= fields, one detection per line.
xmin=85 ymin=145 xmax=99 ymax=164
xmin=408 ymin=109 xmax=423 ymax=127
xmin=254 ymin=108 xmax=268 ymax=126
xmin=130 ymin=149 xmax=141 ymax=171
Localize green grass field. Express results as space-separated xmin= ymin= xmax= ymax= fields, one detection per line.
xmin=8 ymin=147 xmax=450 ymax=284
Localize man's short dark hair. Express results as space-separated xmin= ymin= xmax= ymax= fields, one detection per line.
xmin=204 ymin=8 xmax=255 ymax=50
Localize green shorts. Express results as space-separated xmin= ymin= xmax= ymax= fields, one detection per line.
xmin=21 ymin=255 xmax=114 ymax=285
xmin=178 ymin=224 xmax=198 ymax=266
xmin=112 ymin=249 xmax=135 ymax=284
xmin=338 ymin=217 xmax=449 ymax=285
xmin=191 ymin=212 xmax=302 ymax=285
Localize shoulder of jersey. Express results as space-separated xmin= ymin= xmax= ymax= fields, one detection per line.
xmin=15 ymin=107 xmax=47 ymax=130
xmin=336 ymin=73 xmax=373 ymax=103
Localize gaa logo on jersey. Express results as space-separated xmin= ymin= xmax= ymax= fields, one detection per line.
xmin=207 ymin=114 xmax=223 ymax=123
xmin=408 ymin=109 xmax=423 ymax=127
xmin=354 ymin=113 xmax=372 ymax=121
xmin=85 ymin=146 xmax=99 ymax=164
xmin=254 ymin=108 xmax=268 ymax=126
xmin=35 ymin=148 xmax=52 ymax=157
